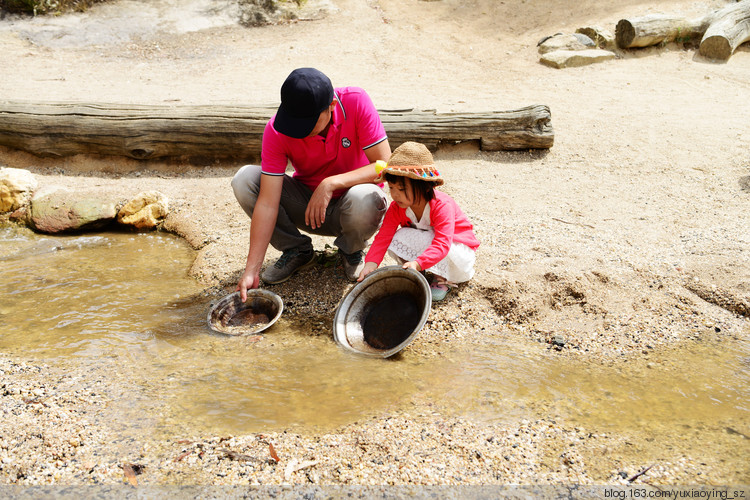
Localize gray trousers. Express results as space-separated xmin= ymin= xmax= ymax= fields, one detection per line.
xmin=231 ymin=164 xmax=387 ymax=255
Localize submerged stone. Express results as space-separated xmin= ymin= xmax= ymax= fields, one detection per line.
xmin=552 ymin=335 xmax=566 ymax=347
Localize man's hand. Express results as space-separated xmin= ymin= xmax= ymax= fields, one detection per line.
xmin=357 ymin=261 xmax=379 ymax=282
xmin=236 ymin=268 xmax=260 ymax=302
xmin=304 ymin=143 xmax=391 ymax=230
xmin=305 ymin=179 xmax=334 ymax=229
xmin=402 ymin=260 xmax=422 ymax=272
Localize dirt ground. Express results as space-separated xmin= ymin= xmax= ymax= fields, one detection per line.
xmin=1 ymin=0 xmax=749 ymax=489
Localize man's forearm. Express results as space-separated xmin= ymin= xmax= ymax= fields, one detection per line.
xmin=324 ymin=163 xmax=381 ymax=191
xmin=325 ymin=140 xmax=392 ymax=191
xmin=245 ymin=202 xmax=278 ymax=273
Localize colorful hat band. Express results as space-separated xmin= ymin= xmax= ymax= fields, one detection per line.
xmin=384 ymin=166 xmax=442 ymax=179
xmin=373 ymin=155 xmax=443 ymax=185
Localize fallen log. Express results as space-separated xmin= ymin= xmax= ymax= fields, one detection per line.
xmin=615 ymin=14 xmax=709 ymax=48
xmin=699 ymin=0 xmax=750 ymax=60
xmin=0 ymin=101 xmax=553 ymax=162
xmin=616 ymin=0 xmax=750 ymax=58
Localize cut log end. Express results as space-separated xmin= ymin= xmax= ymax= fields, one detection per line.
xmin=699 ymin=35 xmax=733 ymax=60
xmin=615 ymin=19 xmax=636 ymax=48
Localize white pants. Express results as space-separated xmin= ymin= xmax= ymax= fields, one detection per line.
xmin=387 ymin=227 xmax=475 ymax=283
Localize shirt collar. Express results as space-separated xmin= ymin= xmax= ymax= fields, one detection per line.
xmin=332 ymin=90 xmax=346 ymax=125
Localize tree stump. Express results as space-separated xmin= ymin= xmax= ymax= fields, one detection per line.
xmin=699 ymin=0 xmax=750 ymax=60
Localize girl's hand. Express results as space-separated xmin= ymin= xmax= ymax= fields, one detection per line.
xmin=357 ymin=262 xmax=378 ymax=281
xmin=402 ymin=261 xmax=422 ymax=272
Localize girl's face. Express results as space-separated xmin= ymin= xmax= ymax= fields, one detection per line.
xmin=387 ymin=179 xmax=414 ymax=209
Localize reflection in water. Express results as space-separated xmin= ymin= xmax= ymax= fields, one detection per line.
xmin=445 ymin=338 xmax=750 ymax=433
xmin=1 ymin=225 xmax=748 ymax=441
xmin=0 ymin=227 xmax=203 ymax=358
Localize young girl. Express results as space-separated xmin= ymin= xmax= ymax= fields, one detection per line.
xmin=358 ymin=141 xmax=480 ymax=301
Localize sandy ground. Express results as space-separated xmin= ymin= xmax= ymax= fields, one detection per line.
xmin=1 ymin=0 xmax=749 ymax=489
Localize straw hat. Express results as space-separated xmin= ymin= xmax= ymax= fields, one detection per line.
xmin=375 ymin=141 xmax=443 ymax=186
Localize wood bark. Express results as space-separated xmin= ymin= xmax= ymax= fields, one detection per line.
xmin=616 ymin=0 xmax=750 ymax=58
xmin=0 ymin=101 xmax=554 ymax=162
xmin=616 ymin=14 xmax=708 ymax=48
xmin=699 ymin=0 xmax=750 ymax=60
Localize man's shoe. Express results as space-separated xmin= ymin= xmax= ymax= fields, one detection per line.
xmin=340 ymin=250 xmax=364 ymax=282
xmin=261 ymin=248 xmax=316 ymax=284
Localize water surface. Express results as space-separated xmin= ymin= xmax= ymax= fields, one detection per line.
xmin=1 ymin=226 xmax=748 ymax=452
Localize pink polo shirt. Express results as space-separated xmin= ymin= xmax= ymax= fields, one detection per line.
xmin=261 ymin=86 xmax=388 ymax=197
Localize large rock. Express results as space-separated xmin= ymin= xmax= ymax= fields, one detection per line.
xmin=577 ymin=26 xmax=616 ymax=50
xmin=29 ymin=186 xmax=118 ymax=233
xmin=540 ymin=49 xmax=616 ymax=69
xmin=117 ymin=191 xmax=169 ymax=230
xmin=538 ymin=33 xmax=595 ymax=54
xmin=0 ymin=167 xmax=37 ymax=213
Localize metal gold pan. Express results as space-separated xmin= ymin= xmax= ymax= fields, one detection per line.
xmin=207 ymin=289 xmax=284 ymax=336
xmin=333 ymin=266 xmax=431 ymax=358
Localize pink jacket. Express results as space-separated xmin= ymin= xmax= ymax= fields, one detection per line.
xmin=365 ymin=190 xmax=480 ymax=270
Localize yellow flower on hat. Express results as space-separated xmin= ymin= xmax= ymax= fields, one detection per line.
xmin=374 ymin=160 xmax=388 ymax=176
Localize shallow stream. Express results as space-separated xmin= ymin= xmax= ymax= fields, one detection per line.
xmin=1 ymin=226 xmax=748 ymax=458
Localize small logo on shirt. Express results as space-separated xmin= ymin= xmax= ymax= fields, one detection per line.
xmin=341 ymin=137 xmax=351 ymax=148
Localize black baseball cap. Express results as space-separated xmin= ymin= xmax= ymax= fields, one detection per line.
xmin=272 ymin=68 xmax=334 ymax=139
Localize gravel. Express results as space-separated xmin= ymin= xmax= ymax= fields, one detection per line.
xmin=0 ymin=160 xmax=747 ymax=487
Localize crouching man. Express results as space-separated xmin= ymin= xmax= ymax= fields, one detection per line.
xmin=232 ymin=67 xmax=391 ymax=300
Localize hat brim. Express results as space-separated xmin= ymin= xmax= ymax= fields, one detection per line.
xmin=375 ymin=168 xmax=444 ymax=186
xmin=272 ymin=110 xmax=318 ymax=139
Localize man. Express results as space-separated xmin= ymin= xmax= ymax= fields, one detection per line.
xmin=232 ymin=67 xmax=391 ymax=300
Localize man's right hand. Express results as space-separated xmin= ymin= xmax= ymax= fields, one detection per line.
xmin=237 ymin=174 xmax=283 ymax=302
xmin=236 ymin=268 xmax=260 ymax=302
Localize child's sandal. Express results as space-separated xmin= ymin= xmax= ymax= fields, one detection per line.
xmin=430 ymin=282 xmax=450 ymax=302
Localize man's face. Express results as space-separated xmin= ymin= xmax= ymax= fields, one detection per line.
xmin=307 ymin=101 xmax=336 ymax=137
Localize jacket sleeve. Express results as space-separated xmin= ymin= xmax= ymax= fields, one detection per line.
xmin=364 ymin=203 xmax=401 ymax=265
xmin=415 ymin=197 xmax=455 ymax=270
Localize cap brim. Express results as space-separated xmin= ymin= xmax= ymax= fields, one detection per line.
xmin=272 ymin=110 xmax=318 ymax=139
